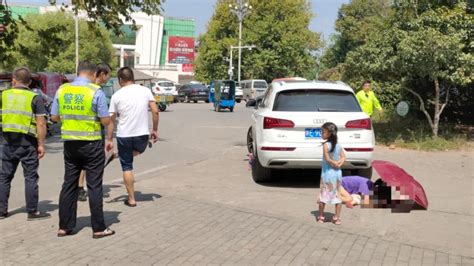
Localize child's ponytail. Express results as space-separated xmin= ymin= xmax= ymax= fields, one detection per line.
xmin=322 ymin=122 xmax=338 ymax=153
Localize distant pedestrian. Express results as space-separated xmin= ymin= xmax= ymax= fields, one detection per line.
xmin=108 ymin=67 xmax=159 ymax=207
xmin=77 ymin=63 xmax=114 ymax=202
xmin=0 ymin=67 xmax=51 ymax=220
xmin=317 ymin=122 xmax=345 ymax=225
xmin=356 ymin=80 xmax=382 ymax=117
xmin=51 ymin=61 xmax=115 ymax=238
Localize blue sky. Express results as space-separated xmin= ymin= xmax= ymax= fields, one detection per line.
xmin=9 ymin=0 xmax=348 ymax=42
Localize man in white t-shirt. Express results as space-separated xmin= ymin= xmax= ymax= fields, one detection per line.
xmin=108 ymin=67 xmax=159 ymax=207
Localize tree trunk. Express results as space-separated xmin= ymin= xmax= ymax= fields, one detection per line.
xmin=405 ymin=78 xmax=449 ymax=138
xmin=432 ymin=78 xmax=440 ymax=137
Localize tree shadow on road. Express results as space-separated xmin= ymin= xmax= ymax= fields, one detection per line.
xmin=8 ymin=200 xmax=59 ymax=217
xmin=257 ymin=169 xmax=322 ymax=188
xmin=75 ymin=211 xmax=121 ymax=233
xmin=105 ymin=191 xmax=162 ymax=204
xmin=102 ymin=184 xmax=122 ymax=198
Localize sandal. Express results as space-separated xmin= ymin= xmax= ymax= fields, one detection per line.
xmin=57 ymin=229 xmax=74 ymax=237
xmin=316 ymin=216 xmax=325 ymax=223
xmin=92 ymin=228 xmax=115 ymax=239
xmin=332 ymin=216 xmax=342 ymax=225
xmin=124 ymin=200 xmax=137 ymax=207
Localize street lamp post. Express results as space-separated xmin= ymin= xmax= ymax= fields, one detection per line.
xmin=228 ymin=48 xmax=233 ymax=80
xmin=229 ymin=0 xmax=252 ymax=83
xmin=75 ymin=13 xmax=79 ymax=72
xmin=228 ymin=45 xmax=256 ymax=80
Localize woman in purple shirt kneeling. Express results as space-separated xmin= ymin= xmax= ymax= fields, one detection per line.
xmin=339 ymin=176 xmax=373 ymax=208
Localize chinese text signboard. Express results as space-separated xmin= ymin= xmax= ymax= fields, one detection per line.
xmin=168 ymin=36 xmax=195 ymax=64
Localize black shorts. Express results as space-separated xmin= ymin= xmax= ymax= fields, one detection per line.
xmin=117 ymin=135 xmax=149 ymax=171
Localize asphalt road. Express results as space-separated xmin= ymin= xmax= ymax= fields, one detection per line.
xmin=7 ymin=101 xmax=251 ymax=210
xmin=5 ymin=101 xmax=474 ymax=258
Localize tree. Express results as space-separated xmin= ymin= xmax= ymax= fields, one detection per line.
xmin=322 ymin=0 xmax=392 ymax=69
xmin=394 ymin=3 xmax=473 ymax=136
xmin=0 ymin=0 xmax=163 ymax=69
xmin=343 ymin=2 xmax=473 ymax=136
xmin=7 ymin=12 xmax=115 ymax=73
xmin=48 ymin=0 xmax=163 ymax=34
xmin=195 ymin=0 xmax=321 ymax=83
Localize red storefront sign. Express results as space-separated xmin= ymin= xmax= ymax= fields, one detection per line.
xmin=182 ymin=64 xmax=194 ymax=72
xmin=168 ymin=36 xmax=195 ymax=64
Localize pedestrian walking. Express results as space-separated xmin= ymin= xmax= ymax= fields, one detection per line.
xmin=108 ymin=67 xmax=159 ymax=207
xmin=0 ymin=67 xmax=51 ymax=220
xmin=78 ymin=63 xmax=114 ymax=202
xmin=356 ymin=80 xmax=383 ymax=117
xmin=316 ymin=122 xmax=345 ymax=225
xmin=51 ymin=61 xmax=115 ymax=238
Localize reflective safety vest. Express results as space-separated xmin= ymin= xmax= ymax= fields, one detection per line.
xmin=356 ymin=90 xmax=382 ymax=117
xmin=58 ymin=83 xmax=102 ymax=141
xmin=1 ymin=88 xmax=37 ymax=137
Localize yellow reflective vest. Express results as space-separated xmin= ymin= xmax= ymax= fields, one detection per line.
xmin=1 ymin=88 xmax=37 ymax=137
xmin=57 ymin=83 xmax=102 ymax=141
xmin=356 ymin=90 xmax=382 ymax=117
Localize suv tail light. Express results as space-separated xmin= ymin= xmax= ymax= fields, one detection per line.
xmin=345 ymin=118 xmax=371 ymax=130
xmin=264 ymin=117 xmax=295 ymax=129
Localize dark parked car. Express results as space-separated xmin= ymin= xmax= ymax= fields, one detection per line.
xmin=178 ymin=83 xmax=209 ymax=103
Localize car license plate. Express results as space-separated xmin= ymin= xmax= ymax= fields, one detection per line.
xmin=305 ymin=128 xmax=321 ymax=139
xmin=199 ymin=92 xmax=206 ymax=95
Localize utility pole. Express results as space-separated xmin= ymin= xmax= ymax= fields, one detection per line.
xmin=229 ymin=0 xmax=252 ymax=83
xmin=228 ymin=49 xmax=233 ymax=80
xmin=228 ymin=45 xmax=256 ymax=81
xmin=75 ymin=11 xmax=79 ymax=72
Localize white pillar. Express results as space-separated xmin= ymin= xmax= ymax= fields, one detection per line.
xmin=120 ymin=47 xmax=125 ymax=67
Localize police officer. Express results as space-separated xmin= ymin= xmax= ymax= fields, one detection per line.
xmin=51 ymin=61 xmax=115 ymax=238
xmin=356 ymin=80 xmax=383 ymax=117
xmin=77 ymin=63 xmax=114 ymax=202
xmin=0 ymin=67 xmax=51 ymax=220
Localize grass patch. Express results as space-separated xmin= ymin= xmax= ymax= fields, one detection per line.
xmin=372 ymin=112 xmax=470 ymax=151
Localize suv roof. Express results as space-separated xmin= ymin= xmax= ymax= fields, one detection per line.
xmin=271 ymin=80 xmax=353 ymax=93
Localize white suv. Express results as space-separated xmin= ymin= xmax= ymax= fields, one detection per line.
xmin=246 ymin=80 xmax=375 ymax=183
xmin=152 ymin=81 xmax=178 ymax=102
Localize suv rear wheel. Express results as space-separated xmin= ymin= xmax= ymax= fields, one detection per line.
xmin=246 ymin=127 xmax=253 ymax=154
xmin=252 ymin=151 xmax=273 ymax=183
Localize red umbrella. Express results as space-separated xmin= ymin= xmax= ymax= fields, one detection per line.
xmin=372 ymin=160 xmax=429 ymax=210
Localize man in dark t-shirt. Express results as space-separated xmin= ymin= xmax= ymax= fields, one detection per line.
xmin=0 ymin=67 xmax=51 ymax=220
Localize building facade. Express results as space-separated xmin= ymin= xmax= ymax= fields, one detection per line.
xmin=8 ymin=5 xmax=196 ymax=83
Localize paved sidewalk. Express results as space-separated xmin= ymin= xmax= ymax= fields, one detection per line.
xmin=0 ymin=188 xmax=472 ymax=265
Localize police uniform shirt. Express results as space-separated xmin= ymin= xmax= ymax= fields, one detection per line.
xmin=0 ymin=86 xmax=47 ymax=146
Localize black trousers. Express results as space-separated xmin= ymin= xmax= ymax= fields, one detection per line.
xmin=0 ymin=145 xmax=40 ymax=214
xmin=58 ymin=140 xmax=106 ymax=232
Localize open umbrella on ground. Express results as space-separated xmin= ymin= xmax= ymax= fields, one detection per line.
xmin=372 ymin=160 xmax=429 ymax=211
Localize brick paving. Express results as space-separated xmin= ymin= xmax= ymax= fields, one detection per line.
xmin=0 ymin=189 xmax=472 ymax=266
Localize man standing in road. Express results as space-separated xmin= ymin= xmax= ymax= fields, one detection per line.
xmin=0 ymin=67 xmax=51 ymax=220
xmin=356 ymin=80 xmax=383 ymax=117
xmin=51 ymin=61 xmax=115 ymax=238
xmin=77 ymin=63 xmax=114 ymax=202
xmin=108 ymin=67 xmax=159 ymax=207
